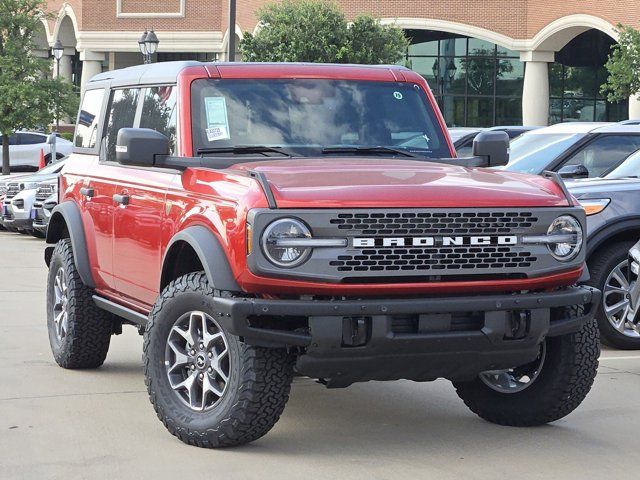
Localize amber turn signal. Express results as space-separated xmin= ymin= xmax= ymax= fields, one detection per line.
xmin=579 ymin=198 xmax=610 ymax=216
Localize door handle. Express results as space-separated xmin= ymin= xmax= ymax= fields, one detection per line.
xmin=79 ymin=187 xmax=94 ymax=198
xmin=113 ymin=194 xmax=130 ymax=206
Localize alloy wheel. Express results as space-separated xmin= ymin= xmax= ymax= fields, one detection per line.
xmin=165 ymin=311 xmax=231 ymax=411
xmin=52 ymin=267 xmax=69 ymax=342
xmin=603 ymin=260 xmax=640 ymax=338
xmin=479 ymin=342 xmax=546 ymax=394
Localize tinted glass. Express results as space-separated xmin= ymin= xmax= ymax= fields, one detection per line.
xmin=504 ymin=133 xmax=585 ymax=174
xmin=75 ymin=88 xmax=105 ymax=149
xmin=191 ymin=79 xmax=451 ymax=159
xmin=561 ymin=135 xmax=640 ymax=177
xmin=605 ymin=149 xmax=640 ymax=178
xmin=140 ymin=86 xmax=178 ymax=154
xmin=19 ymin=133 xmax=45 ymax=145
xmin=8 ymin=134 xmax=18 ymax=146
xmin=103 ymin=89 xmax=140 ymax=162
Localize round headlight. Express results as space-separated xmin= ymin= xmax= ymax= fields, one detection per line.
xmin=261 ymin=218 xmax=312 ymax=268
xmin=547 ymin=215 xmax=583 ymax=261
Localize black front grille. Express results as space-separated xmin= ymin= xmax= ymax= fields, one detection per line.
xmin=331 ymin=246 xmax=537 ymax=272
xmin=330 ymin=211 xmax=538 ymax=235
xmin=5 ymin=183 xmax=20 ymax=199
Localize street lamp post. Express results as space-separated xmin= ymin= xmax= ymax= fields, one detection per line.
xmin=228 ymin=0 xmax=237 ymax=61
xmin=139 ymin=30 xmax=159 ymax=64
xmin=52 ymin=40 xmax=64 ymax=132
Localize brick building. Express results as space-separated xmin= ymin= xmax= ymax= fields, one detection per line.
xmin=37 ymin=1 xmax=640 ymax=126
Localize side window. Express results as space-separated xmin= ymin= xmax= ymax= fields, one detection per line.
xmin=102 ymin=88 xmax=141 ymax=162
xmin=18 ymin=133 xmax=45 ymax=145
xmin=75 ymin=88 xmax=105 ymax=149
xmin=562 ymin=135 xmax=640 ymax=177
xmin=140 ymin=86 xmax=178 ymax=154
xmin=8 ymin=134 xmax=18 ymax=146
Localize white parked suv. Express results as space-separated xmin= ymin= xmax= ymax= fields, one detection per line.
xmin=5 ymin=131 xmax=72 ymax=169
xmin=1 ymin=158 xmax=66 ymax=232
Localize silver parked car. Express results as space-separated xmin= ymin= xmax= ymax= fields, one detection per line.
xmin=567 ymin=153 xmax=640 ymax=348
xmin=31 ymin=180 xmax=58 ymax=237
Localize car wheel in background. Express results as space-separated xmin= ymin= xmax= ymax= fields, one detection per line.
xmin=588 ymin=240 xmax=640 ymax=349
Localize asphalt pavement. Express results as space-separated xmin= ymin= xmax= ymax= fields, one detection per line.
xmin=1 ymin=229 xmax=639 ymax=480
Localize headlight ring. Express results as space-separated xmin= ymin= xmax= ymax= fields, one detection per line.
xmin=261 ymin=218 xmax=312 ymax=268
xmin=546 ymin=215 xmax=583 ymax=261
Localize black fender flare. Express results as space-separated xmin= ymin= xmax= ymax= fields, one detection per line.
xmin=45 ymin=201 xmax=95 ymax=288
xmin=587 ymin=216 xmax=640 ymax=258
xmin=161 ymin=226 xmax=241 ymax=293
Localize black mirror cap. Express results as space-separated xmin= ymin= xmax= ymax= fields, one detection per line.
xmin=558 ymin=164 xmax=589 ymax=179
xmin=472 ymin=131 xmax=510 ymax=167
xmin=116 ymin=128 xmax=169 ymax=167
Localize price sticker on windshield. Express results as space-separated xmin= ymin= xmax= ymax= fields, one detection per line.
xmin=204 ymin=96 xmax=230 ymax=141
xmin=393 ymin=91 xmax=403 ymax=100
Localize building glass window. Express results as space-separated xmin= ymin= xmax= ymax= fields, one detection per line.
xmin=549 ymin=29 xmax=627 ymax=124
xmin=405 ymin=31 xmax=524 ymax=127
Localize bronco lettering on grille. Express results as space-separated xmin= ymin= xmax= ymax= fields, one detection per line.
xmin=352 ymin=236 xmax=518 ymax=248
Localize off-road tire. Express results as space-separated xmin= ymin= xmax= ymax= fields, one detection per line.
xmin=47 ymin=239 xmax=112 ymax=368
xmin=587 ymin=240 xmax=640 ymax=349
xmin=454 ymin=306 xmax=599 ymax=426
xmin=143 ymin=272 xmax=295 ymax=448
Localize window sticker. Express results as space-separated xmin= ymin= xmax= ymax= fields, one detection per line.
xmin=393 ymin=91 xmax=403 ymax=100
xmin=204 ymin=96 xmax=230 ymax=141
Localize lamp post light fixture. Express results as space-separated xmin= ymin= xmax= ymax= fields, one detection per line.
xmin=52 ymin=39 xmax=64 ymax=131
xmin=139 ymin=30 xmax=159 ymax=64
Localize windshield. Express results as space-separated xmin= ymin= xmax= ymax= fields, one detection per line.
xmin=605 ymin=149 xmax=640 ymax=178
xmin=503 ymin=133 xmax=585 ymax=174
xmin=191 ymin=79 xmax=451 ymax=159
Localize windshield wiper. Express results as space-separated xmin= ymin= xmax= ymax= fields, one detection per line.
xmin=197 ymin=145 xmax=293 ymax=157
xmin=321 ymin=145 xmax=421 ymax=158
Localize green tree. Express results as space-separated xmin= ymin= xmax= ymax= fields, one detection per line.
xmin=239 ymin=0 xmax=408 ymax=64
xmin=601 ymin=24 xmax=640 ymax=102
xmin=0 ymin=0 xmax=78 ymax=175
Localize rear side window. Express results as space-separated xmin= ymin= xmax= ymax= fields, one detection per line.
xmin=75 ymin=88 xmax=105 ymax=149
xmin=19 ymin=133 xmax=45 ymax=145
xmin=140 ymin=86 xmax=178 ymax=154
xmin=102 ymin=88 xmax=141 ymax=162
xmin=562 ymin=135 xmax=640 ymax=177
xmin=8 ymin=135 xmax=18 ymax=146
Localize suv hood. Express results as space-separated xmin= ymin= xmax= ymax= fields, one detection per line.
xmin=231 ymin=158 xmax=570 ymax=208
xmin=567 ymin=177 xmax=640 ymax=198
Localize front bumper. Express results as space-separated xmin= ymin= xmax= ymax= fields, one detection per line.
xmin=2 ymin=200 xmax=33 ymax=230
xmin=214 ymin=285 xmax=599 ymax=387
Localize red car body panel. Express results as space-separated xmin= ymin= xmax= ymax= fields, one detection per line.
xmin=61 ymin=63 xmax=584 ymax=314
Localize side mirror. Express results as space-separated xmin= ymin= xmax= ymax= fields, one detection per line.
xmin=116 ymin=128 xmax=169 ymax=167
xmin=558 ymin=164 xmax=589 ymax=179
xmin=472 ymin=131 xmax=510 ymax=167
xmin=46 ymin=133 xmax=57 ymax=145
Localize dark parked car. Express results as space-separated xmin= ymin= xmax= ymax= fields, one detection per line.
xmin=568 ymin=158 xmax=640 ymax=348
xmin=449 ymin=126 xmax=538 ymax=157
xmin=503 ymin=122 xmax=640 ymax=179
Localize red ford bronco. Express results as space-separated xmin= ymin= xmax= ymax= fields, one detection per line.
xmin=45 ymin=61 xmax=600 ymax=448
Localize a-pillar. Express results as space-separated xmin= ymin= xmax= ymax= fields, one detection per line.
xmin=520 ymin=51 xmax=555 ymax=126
xmin=79 ymin=50 xmax=105 ymax=92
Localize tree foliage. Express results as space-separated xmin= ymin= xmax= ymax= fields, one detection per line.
xmin=601 ymin=24 xmax=640 ymax=103
xmin=0 ymin=0 xmax=78 ymax=174
xmin=239 ymin=0 xmax=408 ymax=65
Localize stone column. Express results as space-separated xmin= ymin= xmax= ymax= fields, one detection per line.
xmin=520 ymin=51 xmax=555 ymax=126
xmin=629 ymin=94 xmax=640 ymax=120
xmin=79 ymin=50 xmax=105 ymax=92
xmin=57 ymin=54 xmax=73 ymax=83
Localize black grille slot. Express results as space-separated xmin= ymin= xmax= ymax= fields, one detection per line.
xmin=330 ymin=211 xmax=538 ymax=235
xmin=5 ymin=183 xmax=20 ymax=199
xmin=331 ymin=246 xmax=537 ymax=272
xmin=35 ymin=185 xmax=54 ymax=201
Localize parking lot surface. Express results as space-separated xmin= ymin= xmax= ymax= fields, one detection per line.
xmin=1 ymin=230 xmax=639 ymax=480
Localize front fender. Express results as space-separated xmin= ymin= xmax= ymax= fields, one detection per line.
xmin=161 ymin=225 xmax=241 ymax=293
